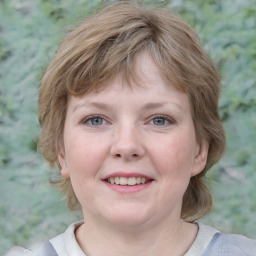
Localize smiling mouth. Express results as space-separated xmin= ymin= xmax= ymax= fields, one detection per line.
xmin=105 ymin=177 xmax=153 ymax=186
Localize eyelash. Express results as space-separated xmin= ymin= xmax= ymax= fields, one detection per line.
xmin=81 ymin=114 xmax=175 ymax=127
xmin=82 ymin=115 xmax=108 ymax=126
xmin=149 ymin=115 xmax=175 ymax=126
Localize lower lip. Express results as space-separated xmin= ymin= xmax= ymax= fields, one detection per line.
xmin=103 ymin=180 xmax=153 ymax=193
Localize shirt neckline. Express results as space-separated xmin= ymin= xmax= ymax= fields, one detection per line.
xmin=51 ymin=221 xmax=219 ymax=256
xmin=184 ymin=222 xmax=219 ymax=256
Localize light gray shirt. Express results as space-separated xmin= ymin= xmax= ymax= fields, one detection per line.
xmin=5 ymin=222 xmax=256 ymax=255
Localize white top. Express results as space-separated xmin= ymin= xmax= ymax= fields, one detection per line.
xmin=5 ymin=221 xmax=219 ymax=256
xmin=184 ymin=223 xmax=219 ymax=256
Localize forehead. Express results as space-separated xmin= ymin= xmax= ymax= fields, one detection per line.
xmin=68 ymin=52 xmax=190 ymax=115
xmin=77 ymin=51 xmax=184 ymax=97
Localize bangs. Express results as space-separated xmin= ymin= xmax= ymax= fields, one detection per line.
xmin=60 ymin=40 xmax=186 ymax=98
xmin=51 ymin=4 xmax=188 ymax=97
xmin=63 ymin=40 xmax=150 ymax=96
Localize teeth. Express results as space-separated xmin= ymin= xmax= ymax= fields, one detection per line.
xmin=120 ymin=177 xmax=128 ymax=185
xmin=107 ymin=176 xmax=151 ymax=186
xmin=128 ymin=177 xmax=136 ymax=185
xmin=114 ymin=177 xmax=120 ymax=185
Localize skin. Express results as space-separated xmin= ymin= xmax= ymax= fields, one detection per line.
xmin=59 ymin=52 xmax=209 ymax=255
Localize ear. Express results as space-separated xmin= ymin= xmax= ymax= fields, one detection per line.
xmin=58 ymin=149 xmax=70 ymax=179
xmin=191 ymin=139 xmax=209 ymax=177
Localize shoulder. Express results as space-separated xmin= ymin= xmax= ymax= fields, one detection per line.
xmin=189 ymin=222 xmax=256 ymax=256
xmin=203 ymin=232 xmax=256 ymax=256
xmin=4 ymin=241 xmax=58 ymax=256
xmin=4 ymin=221 xmax=83 ymax=256
xmin=50 ymin=221 xmax=85 ymax=255
xmin=4 ymin=246 xmax=37 ymax=256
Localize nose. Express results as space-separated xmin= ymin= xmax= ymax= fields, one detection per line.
xmin=110 ymin=124 xmax=145 ymax=161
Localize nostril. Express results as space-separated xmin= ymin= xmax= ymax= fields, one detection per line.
xmin=115 ymin=153 xmax=138 ymax=158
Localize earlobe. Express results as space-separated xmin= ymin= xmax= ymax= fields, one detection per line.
xmin=191 ymin=140 xmax=209 ymax=177
xmin=58 ymin=150 xmax=70 ymax=179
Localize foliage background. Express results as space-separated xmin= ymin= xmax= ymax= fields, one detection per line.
xmin=0 ymin=0 xmax=255 ymax=254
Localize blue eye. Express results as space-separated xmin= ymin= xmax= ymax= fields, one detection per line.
xmin=90 ymin=117 xmax=103 ymax=125
xmin=153 ymin=117 xmax=167 ymax=126
xmin=150 ymin=116 xmax=174 ymax=126
xmin=84 ymin=116 xmax=106 ymax=126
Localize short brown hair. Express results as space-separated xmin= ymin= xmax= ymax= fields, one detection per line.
xmin=38 ymin=1 xmax=225 ymax=222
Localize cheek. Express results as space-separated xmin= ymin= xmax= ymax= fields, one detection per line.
xmin=64 ymin=133 xmax=110 ymax=177
xmin=64 ymin=135 xmax=110 ymax=203
xmin=149 ymin=135 xmax=195 ymax=212
xmin=152 ymin=134 xmax=195 ymax=174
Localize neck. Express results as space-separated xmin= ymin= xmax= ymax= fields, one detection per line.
xmin=75 ymin=216 xmax=198 ymax=256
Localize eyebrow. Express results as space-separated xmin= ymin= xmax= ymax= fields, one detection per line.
xmin=72 ymin=101 xmax=183 ymax=113
xmin=72 ymin=102 xmax=114 ymax=112
xmin=140 ymin=102 xmax=183 ymax=111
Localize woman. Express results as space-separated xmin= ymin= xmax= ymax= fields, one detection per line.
xmin=6 ymin=1 xmax=256 ymax=255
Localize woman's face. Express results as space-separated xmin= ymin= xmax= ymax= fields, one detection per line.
xmin=59 ymin=52 xmax=208 ymax=229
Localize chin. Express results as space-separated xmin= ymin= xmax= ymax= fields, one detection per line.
xmin=104 ymin=206 xmax=153 ymax=229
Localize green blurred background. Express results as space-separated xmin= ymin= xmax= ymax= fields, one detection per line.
xmin=0 ymin=0 xmax=255 ymax=254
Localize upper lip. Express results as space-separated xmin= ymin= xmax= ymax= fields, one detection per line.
xmin=102 ymin=172 xmax=154 ymax=180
